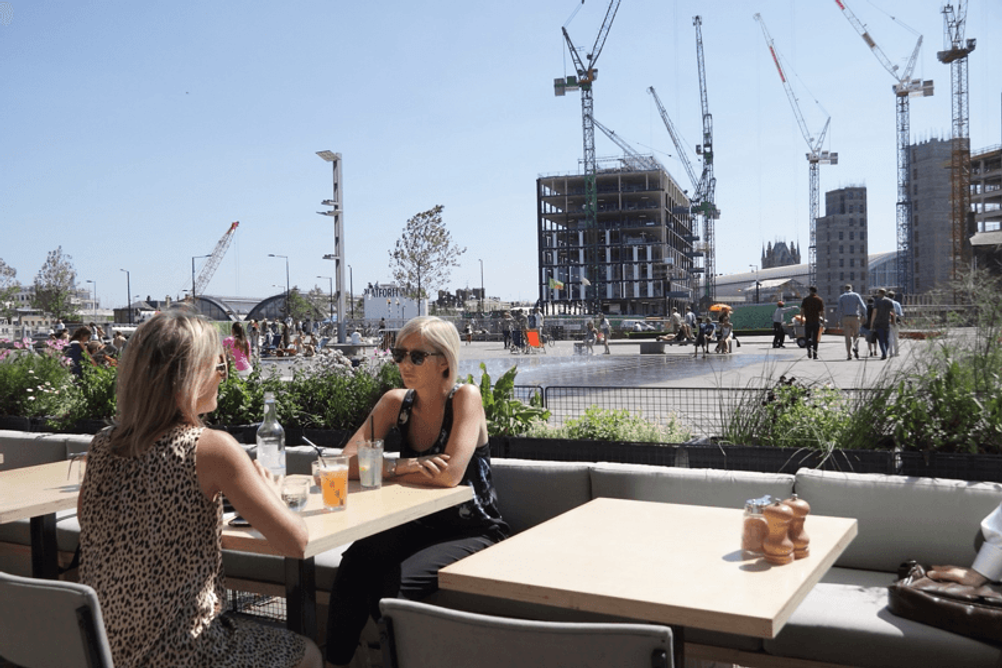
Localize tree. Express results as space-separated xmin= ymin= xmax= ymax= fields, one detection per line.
xmin=389 ymin=205 xmax=466 ymax=315
xmin=286 ymin=288 xmax=321 ymax=324
xmin=306 ymin=285 xmax=332 ymax=321
xmin=0 ymin=258 xmax=20 ymax=322
xmin=32 ymin=247 xmax=79 ymax=321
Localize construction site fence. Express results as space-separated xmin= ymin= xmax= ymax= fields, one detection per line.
xmin=512 ymin=385 xmax=870 ymax=438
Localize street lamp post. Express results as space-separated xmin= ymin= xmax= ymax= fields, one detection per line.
xmin=268 ymin=254 xmax=290 ymax=319
xmin=317 ymin=276 xmax=333 ymax=326
xmin=119 ymin=269 xmax=131 ymax=325
xmin=85 ymin=280 xmax=96 ymax=319
xmin=478 ymin=259 xmax=484 ymax=314
xmin=347 ymin=265 xmax=354 ymax=320
xmin=749 ymin=264 xmax=760 ymax=304
xmin=316 ymin=150 xmax=346 ymax=344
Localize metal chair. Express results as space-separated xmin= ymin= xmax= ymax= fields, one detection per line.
xmin=379 ymin=598 xmax=672 ymax=668
xmin=0 ymin=570 xmax=114 ymax=668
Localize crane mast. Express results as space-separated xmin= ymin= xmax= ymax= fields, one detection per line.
xmin=193 ymin=221 xmax=239 ymax=297
xmin=937 ymin=2 xmax=975 ymax=281
xmin=555 ymin=0 xmax=622 ymax=313
xmin=754 ymin=13 xmax=837 ymax=290
xmin=833 ymin=0 xmax=932 ymax=296
xmin=693 ymin=16 xmax=717 ymax=303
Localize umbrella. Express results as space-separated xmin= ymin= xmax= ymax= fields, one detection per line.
xmin=709 ymin=303 xmax=731 ymax=312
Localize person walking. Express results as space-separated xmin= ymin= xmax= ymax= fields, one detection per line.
xmin=800 ymin=286 xmax=825 ymax=360
xmin=836 ymin=284 xmax=868 ymax=360
xmin=887 ymin=290 xmax=904 ymax=357
xmin=771 ymin=301 xmax=797 ymax=348
xmin=599 ymin=314 xmax=611 ymax=354
xmin=869 ymin=288 xmax=895 ymax=360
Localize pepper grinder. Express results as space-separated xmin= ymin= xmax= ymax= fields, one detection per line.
xmin=762 ymin=500 xmax=795 ymax=565
xmin=783 ymin=493 xmax=811 ymax=559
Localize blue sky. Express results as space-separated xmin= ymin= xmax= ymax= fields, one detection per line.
xmin=2 ymin=0 xmax=999 ymax=309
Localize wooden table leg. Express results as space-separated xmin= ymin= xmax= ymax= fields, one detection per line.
xmin=284 ymin=556 xmax=317 ymax=639
xmin=30 ymin=513 xmax=58 ymax=580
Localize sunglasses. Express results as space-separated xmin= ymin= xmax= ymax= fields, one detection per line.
xmin=215 ymin=360 xmax=228 ymax=379
xmin=390 ymin=348 xmax=444 ymax=366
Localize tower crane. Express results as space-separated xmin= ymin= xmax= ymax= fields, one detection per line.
xmin=937 ymin=1 xmax=976 ymax=281
xmin=692 ymin=16 xmax=718 ymax=303
xmin=754 ymin=13 xmax=838 ymax=290
xmin=592 ymin=118 xmax=661 ymax=172
xmin=833 ymin=0 xmax=933 ymax=296
xmin=554 ymin=0 xmax=622 ymax=312
xmin=648 ymin=86 xmax=707 ymax=304
xmin=192 ymin=221 xmax=239 ymax=298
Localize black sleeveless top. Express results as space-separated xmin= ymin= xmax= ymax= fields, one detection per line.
xmin=392 ymin=385 xmax=509 ymax=537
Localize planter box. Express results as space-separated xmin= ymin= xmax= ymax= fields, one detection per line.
xmin=497 ymin=437 xmax=677 ymax=467
xmin=816 ymin=449 xmax=897 ymax=475
xmin=678 ymin=445 xmax=817 ymax=474
xmin=899 ymin=451 xmax=1002 ymax=483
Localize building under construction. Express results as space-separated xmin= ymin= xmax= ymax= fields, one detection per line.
xmin=536 ymin=157 xmax=695 ymax=316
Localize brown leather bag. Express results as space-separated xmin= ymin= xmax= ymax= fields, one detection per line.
xmin=887 ymin=561 xmax=1002 ymax=645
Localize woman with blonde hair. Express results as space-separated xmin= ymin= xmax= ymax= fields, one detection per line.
xmin=325 ymin=315 xmax=509 ymax=666
xmin=78 ymin=309 xmax=321 ymax=668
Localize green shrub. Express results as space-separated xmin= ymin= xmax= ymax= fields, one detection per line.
xmin=466 ymin=363 xmax=550 ymax=437
xmin=0 ymin=341 xmax=78 ymax=422
xmin=526 ymin=406 xmax=690 ymax=443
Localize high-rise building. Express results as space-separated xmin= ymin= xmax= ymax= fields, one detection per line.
xmin=971 ymin=146 xmax=1002 ymax=233
xmin=910 ymin=137 xmax=954 ymax=294
xmin=536 ymin=158 xmax=695 ymax=316
xmin=816 ymin=186 xmax=869 ymax=311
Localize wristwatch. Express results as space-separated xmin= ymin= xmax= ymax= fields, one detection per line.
xmin=385 ymin=457 xmax=398 ymax=478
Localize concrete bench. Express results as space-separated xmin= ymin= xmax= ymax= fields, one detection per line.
xmin=639 ymin=341 xmax=666 ymax=354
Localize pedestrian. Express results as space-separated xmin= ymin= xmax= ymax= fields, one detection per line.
xmin=799 ymin=286 xmax=825 ymax=360
xmin=683 ymin=306 xmax=697 ymax=341
xmin=599 ymin=314 xmax=611 ymax=354
xmin=869 ymin=289 xmax=895 ymax=360
xmin=584 ymin=321 xmax=597 ymax=355
xmin=836 ymin=284 xmax=868 ymax=360
xmin=771 ymin=301 xmax=796 ymax=348
xmin=887 ymin=290 xmax=904 ymax=357
xmin=694 ymin=317 xmax=713 ymax=358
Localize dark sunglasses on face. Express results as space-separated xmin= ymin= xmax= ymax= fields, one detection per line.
xmin=390 ymin=348 xmax=443 ymax=366
xmin=215 ymin=360 xmax=228 ymax=379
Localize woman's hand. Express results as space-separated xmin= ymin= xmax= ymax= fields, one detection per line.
xmin=401 ymin=454 xmax=451 ymax=478
xmin=927 ymin=565 xmax=989 ymax=587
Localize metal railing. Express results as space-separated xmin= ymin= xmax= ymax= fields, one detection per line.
xmin=514 ymin=385 xmax=870 ymax=437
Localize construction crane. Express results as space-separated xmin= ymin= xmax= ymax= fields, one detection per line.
xmin=937 ymin=2 xmax=976 ymax=282
xmin=692 ymin=16 xmax=718 ymax=303
xmin=648 ymin=86 xmax=708 ymax=304
xmin=754 ymin=13 xmax=838 ymax=290
xmin=592 ymin=118 xmax=662 ymax=172
xmin=833 ymin=0 xmax=933 ymax=296
xmin=191 ymin=221 xmax=239 ymax=298
xmin=554 ymin=0 xmax=622 ymax=312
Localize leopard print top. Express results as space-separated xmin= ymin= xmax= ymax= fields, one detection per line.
xmin=79 ymin=424 xmax=306 ymax=667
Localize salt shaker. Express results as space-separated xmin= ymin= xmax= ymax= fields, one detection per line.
xmin=783 ymin=493 xmax=811 ymax=559
xmin=763 ymin=499 xmax=795 ymax=565
xmin=741 ymin=496 xmax=770 ymax=558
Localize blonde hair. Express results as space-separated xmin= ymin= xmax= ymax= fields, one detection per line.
xmin=397 ymin=316 xmax=460 ymax=381
xmin=109 ymin=309 xmax=222 ymax=457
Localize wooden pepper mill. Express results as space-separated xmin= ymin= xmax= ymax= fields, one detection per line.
xmin=762 ymin=500 xmax=795 ymax=565
xmin=783 ymin=493 xmax=811 ymax=559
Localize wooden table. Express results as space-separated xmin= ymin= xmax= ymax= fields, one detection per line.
xmin=439 ymin=497 xmax=857 ymax=666
xmin=0 ymin=460 xmax=81 ymax=579
xmin=222 ymin=477 xmax=472 ymax=638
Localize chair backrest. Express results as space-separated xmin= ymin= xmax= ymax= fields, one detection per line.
xmin=0 ymin=571 xmax=114 ymax=668
xmin=525 ymin=329 xmax=542 ymax=348
xmin=379 ymin=598 xmax=672 ymax=668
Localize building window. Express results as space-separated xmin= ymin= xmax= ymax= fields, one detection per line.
xmin=850 ymin=258 xmax=855 ymax=267
xmin=839 ymin=258 xmax=844 ymax=267
xmin=839 ymin=231 xmax=844 ymax=240
xmin=850 ymin=231 xmax=855 ymax=240
xmin=851 ymin=271 xmax=855 ymax=280
xmin=850 ymin=245 xmax=855 ymax=254
xmin=839 ymin=246 xmax=844 ymax=254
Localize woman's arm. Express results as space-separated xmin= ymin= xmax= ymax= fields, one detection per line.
xmin=340 ymin=390 xmax=407 ymax=479
xmin=393 ymin=384 xmax=483 ymax=489
xmin=196 ymin=428 xmax=308 ymax=558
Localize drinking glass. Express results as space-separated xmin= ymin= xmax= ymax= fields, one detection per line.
xmin=318 ymin=455 xmax=349 ymax=512
xmin=357 ymin=440 xmax=384 ymax=489
xmin=282 ymin=477 xmax=310 ymax=513
xmin=68 ymin=453 xmax=87 ymax=490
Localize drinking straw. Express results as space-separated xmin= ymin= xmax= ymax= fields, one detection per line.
xmin=370 ymin=414 xmax=375 ymax=441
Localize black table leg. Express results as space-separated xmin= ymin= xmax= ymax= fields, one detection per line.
xmin=284 ymin=556 xmax=317 ymax=639
xmin=670 ymin=625 xmax=685 ymax=668
xmin=30 ymin=513 xmax=58 ymax=579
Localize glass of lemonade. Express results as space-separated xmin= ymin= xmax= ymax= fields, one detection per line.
xmin=357 ymin=440 xmax=384 ymax=489
xmin=319 ymin=456 xmax=349 ymax=512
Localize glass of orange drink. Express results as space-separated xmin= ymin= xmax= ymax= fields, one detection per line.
xmin=318 ymin=456 xmax=349 ymax=512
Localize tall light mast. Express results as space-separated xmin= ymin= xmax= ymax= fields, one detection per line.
xmin=554 ymin=0 xmax=622 ymax=313
xmin=754 ymin=14 xmax=837 ymax=290
xmin=937 ymin=2 xmax=975 ymax=281
xmin=833 ymin=0 xmax=932 ymax=296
